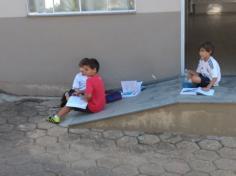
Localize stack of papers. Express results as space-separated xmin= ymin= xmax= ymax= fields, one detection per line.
xmin=180 ymin=87 xmax=215 ymax=96
xmin=121 ymin=81 xmax=143 ymax=98
xmin=66 ymin=96 xmax=88 ymax=109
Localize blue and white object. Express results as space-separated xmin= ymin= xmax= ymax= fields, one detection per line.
xmin=66 ymin=96 xmax=88 ymax=109
xmin=121 ymin=81 xmax=143 ymax=98
xmin=180 ymin=87 xmax=215 ymax=96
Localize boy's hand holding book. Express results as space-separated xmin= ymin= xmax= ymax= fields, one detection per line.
xmin=72 ymin=90 xmax=81 ymax=96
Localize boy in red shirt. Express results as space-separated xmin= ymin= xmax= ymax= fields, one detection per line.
xmin=48 ymin=58 xmax=106 ymax=124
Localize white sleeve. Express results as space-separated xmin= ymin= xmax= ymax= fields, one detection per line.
xmin=210 ymin=61 xmax=218 ymax=78
xmin=196 ymin=60 xmax=201 ymax=73
xmin=72 ymin=74 xmax=80 ymax=89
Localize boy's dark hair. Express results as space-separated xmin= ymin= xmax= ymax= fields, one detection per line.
xmin=86 ymin=58 xmax=100 ymax=72
xmin=79 ymin=58 xmax=89 ymax=67
xmin=199 ymin=41 xmax=215 ymax=55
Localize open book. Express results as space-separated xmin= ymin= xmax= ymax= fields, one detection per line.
xmin=180 ymin=87 xmax=215 ymax=96
xmin=66 ymin=96 xmax=88 ymax=109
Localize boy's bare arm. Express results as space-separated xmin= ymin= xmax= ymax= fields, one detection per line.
xmin=84 ymin=94 xmax=92 ymax=101
xmin=202 ymin=78 xmax=217 ymax=91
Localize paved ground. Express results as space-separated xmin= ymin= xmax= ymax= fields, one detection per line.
xmin=1 ymin=97 xmax=236 ymax=176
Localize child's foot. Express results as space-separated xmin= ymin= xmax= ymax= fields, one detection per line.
xmin=47 ymin=115 xmax=61 ymax=124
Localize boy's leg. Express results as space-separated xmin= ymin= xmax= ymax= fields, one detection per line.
xmin=60 ymin=89 xmax=75 ymax=108
xmin=48 ymin=106 xmax=71 ymax=124
xmin=190 ymin=74 xmax=201 ymax=84
xmin=60 ymin=91 xmax=69 ymax=107
xmin=57 ymin=106 xmax=71 ymax=118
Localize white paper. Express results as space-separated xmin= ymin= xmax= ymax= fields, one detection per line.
xmin=180 ymin=88 xmax=198 ymax=95
xmin=196 ymin=87 xmax=215 ymax=96
xmin=121 ymin=81 xmax=142 ymax=98
xmin=180 ymin=87 xmax=215 ymax=96
xmin=66 ymin=96 xmax=88 ymax=109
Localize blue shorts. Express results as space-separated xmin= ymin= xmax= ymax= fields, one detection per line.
xmin=198 ymin=74 xmax=210 ymax=87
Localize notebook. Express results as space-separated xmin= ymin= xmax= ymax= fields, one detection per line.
xmin=66 ymin=96 xmax=88 ymax=109
xmin=180 ymin=87 xmax=215 ymax=96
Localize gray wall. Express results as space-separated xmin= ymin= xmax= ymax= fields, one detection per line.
xmin=0 ymin=12 xmax=180 ymax=96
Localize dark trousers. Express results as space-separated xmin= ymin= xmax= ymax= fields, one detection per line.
xmin=60 ymin=89 xmax=75 ymax=107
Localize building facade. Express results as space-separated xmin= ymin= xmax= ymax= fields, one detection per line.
xmin=0 ymin=0 xmax=181 ymax=96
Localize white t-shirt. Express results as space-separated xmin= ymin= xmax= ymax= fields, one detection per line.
xmin=196 ymin=56 xmax=221 ymax=86
xmin=72 ymin=72 xmax=87 ymax=90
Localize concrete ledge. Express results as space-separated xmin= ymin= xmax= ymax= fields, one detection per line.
xmin=73 ymin=103 xmax=236 ymax=136
xmin=60 ymin=76 xmax=236 ymax=132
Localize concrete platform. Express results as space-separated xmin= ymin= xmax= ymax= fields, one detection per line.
xmin=60 ymin=76 xmax=236 ymax=135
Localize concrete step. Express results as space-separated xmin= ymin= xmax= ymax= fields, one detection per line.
xmin=60 ymin=77 xmax=236 ymax=136
xmin=71 ymin=103 xmax=236 ymax=136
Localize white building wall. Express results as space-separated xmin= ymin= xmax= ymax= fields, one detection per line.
xmin=0 ymin=0 xmax=181 ymax=96
xmin=0 ymin=0 xmax=27 ymax=18
xmin=0 ymin=0 xmax=181 ymax=18
xmin=137 ymin=0 xmax=180 ymax=13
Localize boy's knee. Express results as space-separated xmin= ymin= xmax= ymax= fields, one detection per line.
xmin=191 ymin=75 xmax=201 ymax=83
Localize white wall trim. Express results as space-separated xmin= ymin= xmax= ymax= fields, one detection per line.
xmin=0 ymin=0 xmax=180 ymax=18
xmin=137 ymin=0 xmax=181 ymax=13
xmin=180 ymin=0 xmax=185 ymax=76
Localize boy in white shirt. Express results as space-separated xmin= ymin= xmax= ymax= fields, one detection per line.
xmin=188 ymin=41 xmax=221 ymax=91
xmin=60 ymin=58 xmax=88 ymax=107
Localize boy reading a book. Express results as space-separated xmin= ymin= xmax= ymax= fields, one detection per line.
xmin=48 ymin=58 xmax=106 ymax=124
xmin=60 ymin=58 xmax=89 ymax=107
xmin=188 ymin=41 xmax=221 ymax=91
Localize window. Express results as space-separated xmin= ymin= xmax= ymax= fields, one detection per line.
xmin=27 ymin=0 xmax=136 ymax=16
